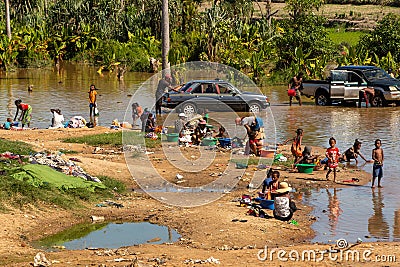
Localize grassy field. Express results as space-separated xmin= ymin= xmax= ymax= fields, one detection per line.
xmin=0 ymin=138 xmax=125 ymax=211
xmin=327 ymin=28 xmax=366 ymax=46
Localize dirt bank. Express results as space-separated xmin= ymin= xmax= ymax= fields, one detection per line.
xmin=0 ymin=127 xmax=398 ymax=267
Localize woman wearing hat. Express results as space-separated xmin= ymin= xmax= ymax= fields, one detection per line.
xmin=273 ymin=182 xmax=297 ymax=221
xmin=175 ymin=113 xmax=188 ymax=135
xmin=192 ymin=120 xmax=210 ymax=145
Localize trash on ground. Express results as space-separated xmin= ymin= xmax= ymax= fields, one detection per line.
xmin=33 ymin=252 xmax=51 ymax=267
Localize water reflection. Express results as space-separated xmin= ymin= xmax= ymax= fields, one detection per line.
xmin=326 ymin=188 xmax=342 ymax=233
xmin=368 ymin=189 xmax=389 ymax=239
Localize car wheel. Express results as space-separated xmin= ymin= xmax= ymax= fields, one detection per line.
xmin=371 ymin=94 xmax=386 ymax=107
xmin=315 ymin=91 xmax=331 ymax=106
xmin=182 ymin=102 xmax=197 ymax=115
xmin=248 ymin=102 xmax=261 ymax=113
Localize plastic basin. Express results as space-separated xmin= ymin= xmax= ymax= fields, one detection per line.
xmin=255 ymin=198 xmax=275 ymax=210
xmin=296 ymin=163 xmax=316 ymax=173
xmin=201 ymin=138 xmax=217 ymax=146
xmin=218 ymin=138 xmax=232 ymax=148
xmin=166 ymin=133 xmax=179 ymax=142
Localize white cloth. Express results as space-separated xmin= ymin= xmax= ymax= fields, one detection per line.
xmin=51 ymin=112 xmax=64 ymax=128
xmin=274 ymin=196 xmax=291 ymax=218
xmin=241 ymin=116 xmax=255 ymax=126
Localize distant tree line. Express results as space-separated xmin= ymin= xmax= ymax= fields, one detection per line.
xmin=0 ymin=0 xmax=400 ymax=83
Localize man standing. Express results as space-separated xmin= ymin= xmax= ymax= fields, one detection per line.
xmin=288 ymin=72 xmax=303 ymax=106
xmin=155 ymin=74 xmax=173 ymax=115
xmin=88 ymin=84 xmax=97 ymax=118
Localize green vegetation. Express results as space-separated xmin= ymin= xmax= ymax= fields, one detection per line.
xmin=63 ymin=131 xmax=161 ymax=148
xmin=0 ymin=138 xmax=126 ymax=211
xmin=1 ymin=1 xmax=400 ymax=81
xmin=0 ymin=138 xmax=35 ymax=155
xmin=327 ymin=28 xmax=365 ymax=46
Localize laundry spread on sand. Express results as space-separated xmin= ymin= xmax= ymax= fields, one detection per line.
xmin=11 ymin=164 xmax=106 ymax=192
xmin=29 ymin=152 xmax=101 ymax=183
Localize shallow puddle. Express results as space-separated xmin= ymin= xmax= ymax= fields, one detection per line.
xmin=34 ymin=222 xmax=180 ymax=251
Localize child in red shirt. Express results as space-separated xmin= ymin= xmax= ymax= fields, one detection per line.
xmin=326 ymin=137 xmax=340 ymax=182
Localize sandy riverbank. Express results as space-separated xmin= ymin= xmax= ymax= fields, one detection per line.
xmin=0 ymin=127 xmax=398 ymax=266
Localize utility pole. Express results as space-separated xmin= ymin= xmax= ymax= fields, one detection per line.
xmin=162 ymin=0 xmax=170 ymax=72
xmin=5 ymin=0 xmax=11 ymax=39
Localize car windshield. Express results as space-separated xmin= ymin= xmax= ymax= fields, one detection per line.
xmin=362 ymin=69 xmax=391 ymax=81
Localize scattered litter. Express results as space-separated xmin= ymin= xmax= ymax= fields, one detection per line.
xmin=235 ymin=162 xmax=248 ymax=169
xmin=91 ymin=215 xmax=105 ymax=222
xmin=69 ymin=157 xmax=82 ymax=162
xmin=176 ymin=174 xmax=184 ymax=180
xmin=289 ymin=219 xmax=298 ymax=225
xmin=114 ymin=258 xmax=133 ymax=262
xmin=51 ymin=245 xmax=65 ymax=250
xmin=0 ymin=151 xmax=21 ymax=160
xmin=257 ymin=164 xmax=268 ymax=169
xmin=184 ymin=257 xmax=220 ymax=264
xmin=33 ymin=252 xmax=51 ymax=267
xmin=147 ymin=237 xmax=161 ymax=243
xmin=145 ymin=151 xmax=155 ymax=155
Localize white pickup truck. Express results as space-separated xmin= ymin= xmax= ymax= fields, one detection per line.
xmin=302 ymin=66 xmax=400 ymax=106
xmin=301 ymin=69 xmax=368 ymax=106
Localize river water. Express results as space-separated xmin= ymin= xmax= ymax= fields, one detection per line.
xmin=0 ymin=63 xmax=398 ymax=244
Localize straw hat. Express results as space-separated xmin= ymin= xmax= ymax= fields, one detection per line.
xmin=275 ymin=182 xmax=292 ymax=193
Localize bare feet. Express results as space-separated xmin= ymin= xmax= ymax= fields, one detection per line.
xmin=378 ymin=185 xmax=383 ymax=188
xmin=371 ymin=186 xmax=375 ymax=189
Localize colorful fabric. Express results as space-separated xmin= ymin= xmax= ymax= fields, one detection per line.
xmin=21 ymin=105 xmax=32 ymax=125
xmin=89 ymin=90 xmax=97 ymax=103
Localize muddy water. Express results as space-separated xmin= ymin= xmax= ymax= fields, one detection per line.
xmin=269 ymin=87 xmax=400 ymax=244
xmin=1 ymin=65 xmax=399 ymax=244
xmin=34 ymin=222 xmax=180 ymax=251
xmin=0 ymin=63 xmax=151 ymax=128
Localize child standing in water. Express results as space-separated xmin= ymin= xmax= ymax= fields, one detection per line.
xmin=326 ymin=137 xmax=340 ymax=182
xmin=371 ymin=139 xmax=384 ymax=188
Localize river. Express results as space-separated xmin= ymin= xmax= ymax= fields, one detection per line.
xmin=0 ymin=63 xmax=398 ymax=244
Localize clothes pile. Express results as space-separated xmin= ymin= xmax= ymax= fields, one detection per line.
xmin=29 ymin=152 xmax=101 ymax=183
xmin=67 ymin=116 xmax=87 ymax=128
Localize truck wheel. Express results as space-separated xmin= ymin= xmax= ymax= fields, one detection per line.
xmin=182 ymin=102 xmax=197 ymax=115
xmin=248 ymin=102 xmax=261 ymax=113
xmin=371 ymin=94 xmax=386 ymax=107
xmin=315 ymin=92 xmax=331 ymax=106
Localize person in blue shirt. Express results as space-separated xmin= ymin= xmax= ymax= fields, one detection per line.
xmin=261 ymin=168 xmax=273 ymax=193
xmin=1 ymin=118 xmax=13 ymax=130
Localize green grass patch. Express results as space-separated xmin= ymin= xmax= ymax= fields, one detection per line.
xmin=327 ymin=28 xmax=366 ymax=46
xmin=62 ymin=131 xmax=161 ymax=148
xmin=0 ymin=138 xmax=35 ymax=155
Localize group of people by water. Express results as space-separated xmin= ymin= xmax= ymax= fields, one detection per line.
xmin=1 ymin=84 xmax=100 ymax=130
xmin=277 ymin=128 xmax=385 ymax=187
